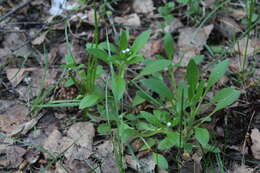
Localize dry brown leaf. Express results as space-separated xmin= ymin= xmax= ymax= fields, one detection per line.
xmin=6 ymin=68 xmax=35 ymax=87
xmin=230 ymin=10 xmax=247 ymax=20
xmin=164 ymin=18 xmax=183 ymax=33
xmin=3 ymin=32 xmax=34 ymax=58
xmin=10 ymin=113 xmax=44 ymax=136
xmin=250 ymin=128 xmax=260 ymax=159
xmin=234 ymin=38 xmax=260 ymax=57
xmin=125 ymin=154 xmax=155 ymax=172
xmin=140 ymin=40 xmax=162 ymax=60
xmin=66 ymin=159 xmax=92 ymax=173
xmin=60 ymin=122 xmax=95 ymax=161
xmin=96 ymin=140 xmax=119 ymax=173
xmin=32 ymin=31 xmax=48 ymax=45
xmin=43 ymin=129 xmax=63 ymax=159
xmin=218 ymin=16 xmax=242 ymax=39
xmin=133 ymin=0 xmax=154 ymax=14
xmin=114 ymin=13 xmax=141 ymax=27
xmin=67 ymin=122 xmax=94 ymax=149
xmin=230 ymin=164 xmax=254 ymax=173
xmin=176 ymin=25 xmax=213 ymax=66
xmin=0 ymin=101 xmax=29 ymax=135
xmin=0 ymin=145 xmax=26 ymax=168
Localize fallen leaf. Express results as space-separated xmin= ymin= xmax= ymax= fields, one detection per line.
xmin=133 ymin=0 xmax=154 ymax=14
xmin=0 ymin=101 xmax=29 ymax=135
xmin=0 ymin=145 xmax=26 ymax=168
xmin=125 ymin=154 xmax=155 ymax=172
xmin=114 ymin=13 xmax=141 ymax=27
xmin=218 ymin=16 xmax=242 ymax=39
xmin=66 ymin=159 xmax=92 ymax=173
xmin=67 ymin=122 xmax=94 ymax=149
xmin=163 ymin=18 xmax=183 ymax=33
xmin=234 ymin=38 xmax=260 ymax=57
xmin=24 ymin=148 xmax=40 ymax=164
xmin=32 ymin=31 xmax=48 ymax=45
xmin=176 ymin=25 xmax=214 ymax=66
xmin=230 ymin=164 xmax=254 ymax=173
xmin=6 ymin=68 xmax=35 ymax=87
xmin=140 ymin=40 xmax=163 ymax=60
xmin=3 ymin=32 xmax=34 ymax=58
xmin=230 ymin=9 xmax=247 ymax=20
xmin=10 ymin=113 xmax=44 ymax=136
xmin=250 ymin=128 xmax=260 ymax=159
xmin=96 ymin=140 xmax=119 ymax=173
xmin=43 ymin=129 xmax=63 ymax=159
xmin=60 ymin=122 xmax=95 ymax=161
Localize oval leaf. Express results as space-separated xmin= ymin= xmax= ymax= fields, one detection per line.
xmin=163 ymin=33 xmax=174 ymax=59
xmin=152 ymin=153 xmax=168 ymax=169
xmin=135 ymin=59 xmax=172 ymax=80
xmin=79 ymin=94 xmax=100 ymax=109
xmin=112 ymin=75 xmax=126 ymax=101
xmin=141 ymin=77 xmax=173 ymax=100
xmin=195 ymin=128 xmax=209 ymax=146
xmin=186 ymin=59 xmax=199 ymax=99
xmin=158 ymin=132 xmax=180 ymax=150
xmin=131 ymin=30 xmax=152 ymax=54
xmin=212 ymin=88 xmax=240 ymax=112
xmin=208 ymin=59 xmax=229 ymax=88
xmin=87 ymin=48 xmax=109 ymax=63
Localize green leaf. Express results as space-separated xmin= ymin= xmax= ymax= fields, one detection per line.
xmin=119 ymin=30 xmax=129 ymax=50
xmin=195 ymin=128 xmax=209 ymax=146
xmin=97 ymin=123 xmax=111 ymax=134
xmin=98 ymin=42 xmax=118 ymax=53
xmin=187 ymin=59 xmax=199 ymax=95
xmin=126 ymin=55 xmax=144 ymax=65
xmin=192 ymin=55 xmax=204 ymax=64
xmin=203 ymin=145 xmax=220 ymax=153
xmin=140 ymin=111 xmax=163 ymax=127
xmin=208 ymin=59 xmax=229 ymax=88
xmin=131 ymin=30 xmax=152 ymax=54
xmin=141 ymin=77 xmax=173 ymax=100
xmin=163 ymin=33 xmax=174 ymax=59
xmin=153 ymin=153 xmax=168 ymax=169
xmin=64 ymin=78 xmax=75 ymax=87
xmin=135 ymin=59 xmax=172 ymax=80
xmin=177 ymin=0 xmax=189 ymax=4
xmin=118 ymin=122 xmax=137 ymax=143
xmin=65 ymin=55 xmax=75 ymax=65
xmin=132 ymin=94 xmax=145 ymax=107
xmin=158 ymin=132 xmax=180 ymax=150
xmin=112 ymin=75 xmax=126 ymax=101
xmin=87 ymin=48 xmax=109 ymax=63
xmin=79 ymin=94 xmax=100 ymax=109
xmin=140 ymin=138 xmax=156 ymax=151
xmin=212 ymin=88 xmax=240 ymax=112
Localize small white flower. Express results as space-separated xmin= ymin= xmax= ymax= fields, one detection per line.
xmin=166 ymin=122 xmax=171 ymax=127
xmin=24 ymin=77 xmax=32 ymax=84
xmin=121 ymin=48 xmax=130 ymax=54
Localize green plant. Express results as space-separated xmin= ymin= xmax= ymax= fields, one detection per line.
xmin=177 ymin=0 xmax=202 ymax=17
xmin=115 ymin=34 xmax=240 ymax=169
xmin=39 ymin=28 xmax=240 ymax=171
xmin=158 ymin=2 xmax=175 ymax=28
xmin=239 ymin=0 xmax=257 ymax=81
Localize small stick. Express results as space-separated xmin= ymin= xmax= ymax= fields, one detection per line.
xmin=0 ymin=0 xmax=32 ymax=22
